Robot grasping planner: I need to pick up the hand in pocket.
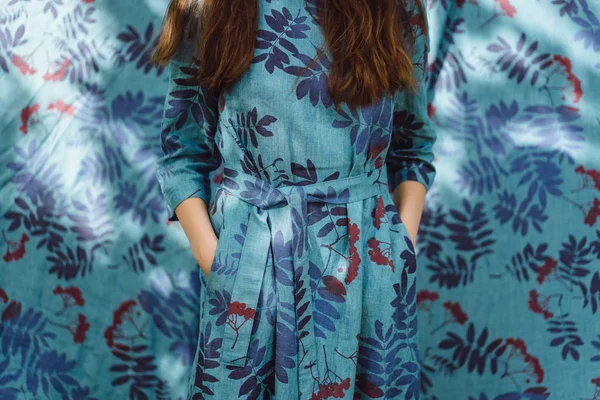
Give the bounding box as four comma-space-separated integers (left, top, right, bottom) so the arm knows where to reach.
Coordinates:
193, 234, 219, 279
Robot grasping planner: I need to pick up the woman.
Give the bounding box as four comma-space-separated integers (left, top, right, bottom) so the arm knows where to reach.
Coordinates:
152, 0, 436, 398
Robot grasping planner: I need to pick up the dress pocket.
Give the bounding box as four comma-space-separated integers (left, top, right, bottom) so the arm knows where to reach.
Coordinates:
204, 227, 228, 289
395, 215, 415, 251
381, 190, 415, 251
208, 186, 227, 238
377, 191, 418, 286
204, 187, 230, 288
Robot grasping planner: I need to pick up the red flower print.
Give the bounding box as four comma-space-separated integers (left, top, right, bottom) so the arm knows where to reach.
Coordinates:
527, 289, 554, 320
322, 275, 347, 301
48, 100, 76, 115
503, 338, 544, 384
374, 156, 383, 169
496, 0, 517, 16
570, 166, 600, 225
481, 0, 516, 28
19, 104, 40, 134
427, 103, 436, 118
535, 257, 558, 284
431, 301, 469, 334
11, 55, 37, 75
367, 237, 394, 272
72, 314, 90, 343
53, 285, 85, 314
212, 168, 223, 185
114, 300, 137, 325
81, 0, 95, 3
104, 325, 117, 347
345, 223, 361, 284
552, 55, 583, 103
2, 231, 30, 262
368, 142, 387, 164
51, 313, 90, 344
43, 58, 71, 81
1, 300, 22, 322
103, 300, 145, 347
306, 347, 354, 400
226, 301, 256, 349
575, 165, 600, 192
0, 289, 8, 304
371, 195, 386, 229
589, 377, 600, 400
584, 198, 600, 226
417, 289, 439, 304
417, 290, 439, 322
444, 301, 468, 324
228, 301, 256, 320
310, 377, 351, 400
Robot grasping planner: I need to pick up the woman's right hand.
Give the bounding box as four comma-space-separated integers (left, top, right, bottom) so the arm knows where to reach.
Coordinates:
173, 197, 221, 280
193, 233, 219, 278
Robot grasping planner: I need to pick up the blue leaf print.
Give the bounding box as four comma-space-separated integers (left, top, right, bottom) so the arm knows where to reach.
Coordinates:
253, 8, 310, 73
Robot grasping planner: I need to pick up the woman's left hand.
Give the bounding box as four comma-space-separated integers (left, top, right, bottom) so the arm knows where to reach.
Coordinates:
393, 181, 426, 250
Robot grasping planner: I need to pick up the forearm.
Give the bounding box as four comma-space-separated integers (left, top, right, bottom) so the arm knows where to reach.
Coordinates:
175, 197, 218, 261
392, 180, 427, 246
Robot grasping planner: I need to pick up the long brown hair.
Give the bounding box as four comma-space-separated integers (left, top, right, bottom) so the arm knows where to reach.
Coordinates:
151, 0, 426, 109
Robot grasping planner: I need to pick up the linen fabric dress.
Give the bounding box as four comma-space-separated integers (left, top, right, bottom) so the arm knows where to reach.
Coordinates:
155, 0, 437, 398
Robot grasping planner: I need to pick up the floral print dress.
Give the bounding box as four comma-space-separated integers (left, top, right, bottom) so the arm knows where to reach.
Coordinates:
155, 0, 437, 398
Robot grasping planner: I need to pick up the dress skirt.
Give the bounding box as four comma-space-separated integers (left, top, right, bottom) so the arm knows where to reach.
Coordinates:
188, 165, 421, 400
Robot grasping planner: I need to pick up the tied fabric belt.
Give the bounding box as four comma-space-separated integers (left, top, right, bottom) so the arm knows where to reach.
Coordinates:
216, 164, 389, 391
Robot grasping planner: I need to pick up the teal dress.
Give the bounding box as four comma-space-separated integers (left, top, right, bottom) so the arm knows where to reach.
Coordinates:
155, 0, 436, 398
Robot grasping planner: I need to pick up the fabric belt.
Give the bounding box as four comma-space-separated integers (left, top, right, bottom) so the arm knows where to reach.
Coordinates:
217, 164, 389, 394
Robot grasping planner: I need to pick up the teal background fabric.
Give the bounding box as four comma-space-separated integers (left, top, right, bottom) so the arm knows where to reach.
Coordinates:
0, 1, 598, 399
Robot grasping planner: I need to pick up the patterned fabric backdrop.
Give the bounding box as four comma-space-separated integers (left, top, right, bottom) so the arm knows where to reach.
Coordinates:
0, 0, 598, 399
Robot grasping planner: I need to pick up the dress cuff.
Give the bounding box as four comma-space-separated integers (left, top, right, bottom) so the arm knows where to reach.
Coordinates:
387, 160, 436, 194
157, 169, 211, 222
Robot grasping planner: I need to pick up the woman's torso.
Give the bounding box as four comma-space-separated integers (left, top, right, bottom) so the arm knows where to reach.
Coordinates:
215, 0, 401, 183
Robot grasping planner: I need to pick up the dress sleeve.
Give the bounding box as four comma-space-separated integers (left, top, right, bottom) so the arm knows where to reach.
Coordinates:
155, 28, 221, 222
385, 0, 437, 194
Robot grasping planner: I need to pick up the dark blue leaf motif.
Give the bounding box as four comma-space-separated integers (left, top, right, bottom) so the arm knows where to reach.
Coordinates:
547, 316, 583, 361
486, 33, 553, 86
500, 148, 574, 235
272, 230, 295, 287
119, 234, 165, 273
208, 289, 232, 327
274, 320, 297, 384
427, 254, 474, 289
437, 323, 505, 377
193, 321, 223, 395
549, 0, 600, 52
227, 338, 274, 397
493, 243, 551, 283
253, 8, 310, 73
445, 199, 496, 264
356, 314, 419, 398
282, 46, 333, 108
227, 107, 277, 148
